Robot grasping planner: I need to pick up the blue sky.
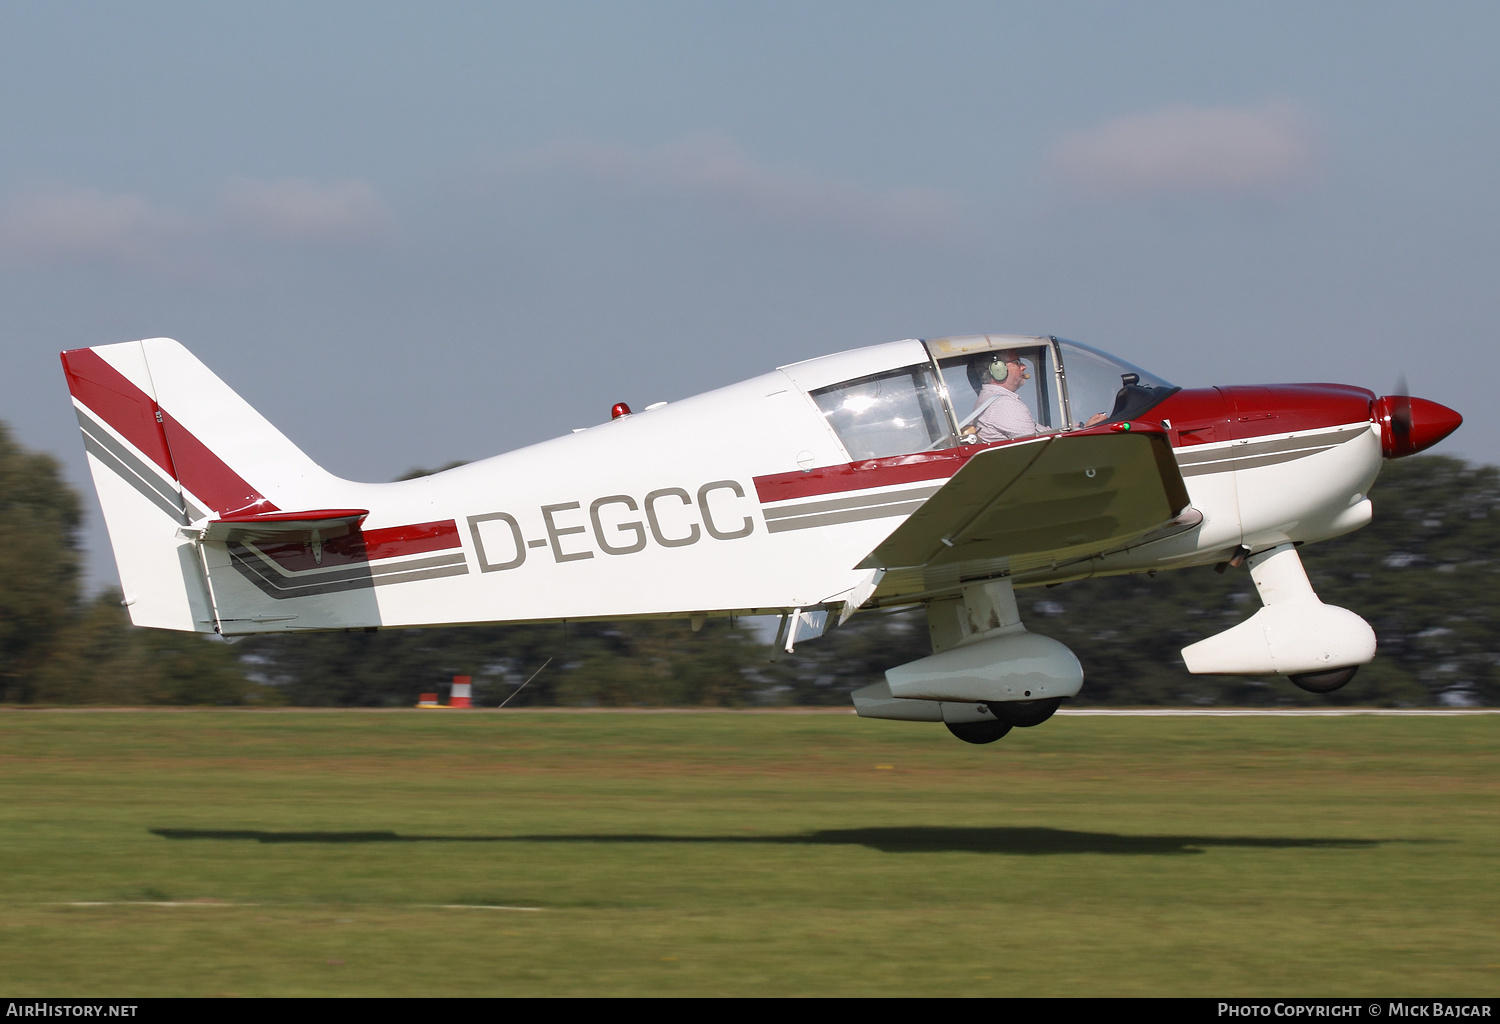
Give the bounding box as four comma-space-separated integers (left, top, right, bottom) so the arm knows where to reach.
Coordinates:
2, 2, 1495, 588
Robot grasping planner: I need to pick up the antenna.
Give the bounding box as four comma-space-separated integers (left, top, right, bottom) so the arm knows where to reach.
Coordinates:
497, 658, 552, 709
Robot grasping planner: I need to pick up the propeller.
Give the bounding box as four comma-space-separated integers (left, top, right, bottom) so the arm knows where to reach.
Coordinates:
1389, 375, 1413, 453
1374, 379, 1461, 459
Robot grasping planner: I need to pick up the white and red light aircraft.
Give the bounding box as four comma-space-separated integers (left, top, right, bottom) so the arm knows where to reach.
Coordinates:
62, 334, 1461, 743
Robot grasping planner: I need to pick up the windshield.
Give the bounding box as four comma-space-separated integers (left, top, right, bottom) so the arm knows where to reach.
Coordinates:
1056, 339, 1175, 426
810, 363, 950, 459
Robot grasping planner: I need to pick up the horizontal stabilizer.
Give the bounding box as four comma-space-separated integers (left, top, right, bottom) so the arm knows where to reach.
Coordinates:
859, 428, 1190, 571
199, 509, 370, 543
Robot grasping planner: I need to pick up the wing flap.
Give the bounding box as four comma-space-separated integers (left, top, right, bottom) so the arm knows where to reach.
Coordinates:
858, 429, 1189, 571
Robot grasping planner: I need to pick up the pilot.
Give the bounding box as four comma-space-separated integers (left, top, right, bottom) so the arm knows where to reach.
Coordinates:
964, 351, 1038, 443
963, 351, 1110, 443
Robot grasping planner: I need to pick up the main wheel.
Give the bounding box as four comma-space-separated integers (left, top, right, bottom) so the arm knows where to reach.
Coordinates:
945, 719, 1014, 744
1288, 666, 1359, 693
987, 697, 1063, 728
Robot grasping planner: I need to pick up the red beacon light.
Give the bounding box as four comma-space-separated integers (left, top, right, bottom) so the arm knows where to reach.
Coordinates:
611, 402, 632, 420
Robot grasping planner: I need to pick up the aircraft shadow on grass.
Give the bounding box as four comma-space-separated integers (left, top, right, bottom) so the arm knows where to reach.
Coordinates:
150, 827, 1399, 856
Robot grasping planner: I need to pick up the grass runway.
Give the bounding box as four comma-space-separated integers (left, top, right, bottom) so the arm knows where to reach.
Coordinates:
0, 709, 1496, 997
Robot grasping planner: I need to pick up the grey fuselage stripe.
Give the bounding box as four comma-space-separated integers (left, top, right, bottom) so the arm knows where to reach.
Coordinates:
233, 544, 468, 584
1174, 425, 1370, 478
761, 484, 943, 521
1174, 425, 1370, 466
1179, 444, 1342, 478
228, 548, 470, 599
765, 498, 930, 534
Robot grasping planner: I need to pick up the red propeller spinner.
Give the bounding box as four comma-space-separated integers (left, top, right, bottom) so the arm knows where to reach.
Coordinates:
1374, 391, 1462, 459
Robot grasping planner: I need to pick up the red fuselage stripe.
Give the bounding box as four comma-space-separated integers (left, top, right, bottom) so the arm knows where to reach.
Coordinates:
361, 520, 462, 560
754, 448, 977, 503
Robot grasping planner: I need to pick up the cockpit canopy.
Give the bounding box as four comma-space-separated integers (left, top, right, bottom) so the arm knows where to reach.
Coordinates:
792, 334, 1175, 462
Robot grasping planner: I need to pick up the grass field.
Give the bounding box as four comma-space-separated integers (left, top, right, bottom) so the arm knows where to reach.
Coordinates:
0, 709, 1496, 997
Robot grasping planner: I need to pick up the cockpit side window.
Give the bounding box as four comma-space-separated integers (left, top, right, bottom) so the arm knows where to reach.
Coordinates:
936, 345, 1058, 443
810, 364, 951, 460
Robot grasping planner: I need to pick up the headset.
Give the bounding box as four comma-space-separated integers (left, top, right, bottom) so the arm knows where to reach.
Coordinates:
967, 351, 1030, 392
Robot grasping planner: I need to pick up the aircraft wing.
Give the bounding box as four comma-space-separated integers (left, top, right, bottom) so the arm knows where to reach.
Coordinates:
858, 428, 1191, 584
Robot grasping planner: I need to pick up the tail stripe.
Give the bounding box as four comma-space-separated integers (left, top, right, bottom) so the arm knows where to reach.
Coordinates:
63, 346, 277, 517
75, 407, 198, 523
159, 407, 278, 516
61, 348, 178, 479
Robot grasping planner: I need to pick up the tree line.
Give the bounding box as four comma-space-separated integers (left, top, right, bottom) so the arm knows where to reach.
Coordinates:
2, 419, 1494, 707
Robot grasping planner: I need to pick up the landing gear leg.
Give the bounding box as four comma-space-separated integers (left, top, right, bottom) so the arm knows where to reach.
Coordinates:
1181, 544, 1375, 691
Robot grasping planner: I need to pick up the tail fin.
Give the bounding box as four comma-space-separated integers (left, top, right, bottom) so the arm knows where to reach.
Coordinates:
61, 338, 333, 631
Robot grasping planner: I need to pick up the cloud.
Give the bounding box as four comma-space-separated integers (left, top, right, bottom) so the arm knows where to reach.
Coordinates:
219, 177, 392, 244
494, 135, 961, 240
0, 185, 186, 264
1049, 101, 1317, 198
0, 177, 391, 271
